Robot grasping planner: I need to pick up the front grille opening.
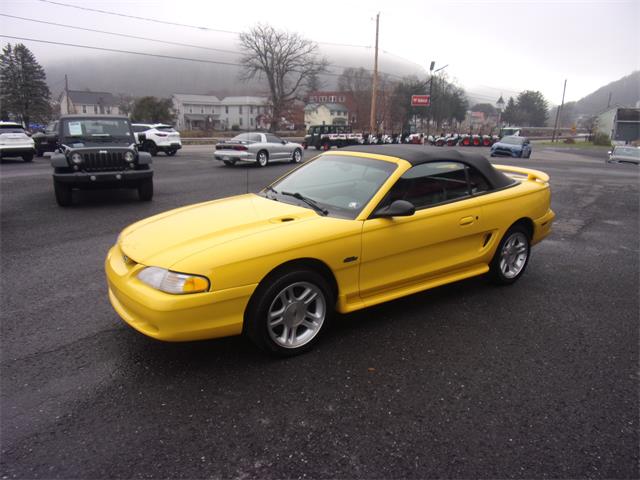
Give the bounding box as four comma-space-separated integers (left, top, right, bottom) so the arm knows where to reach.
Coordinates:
82, 151, 127, 172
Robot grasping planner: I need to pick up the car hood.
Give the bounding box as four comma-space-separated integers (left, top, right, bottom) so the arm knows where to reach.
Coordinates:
493, 142, 521, 149
119, 194, 321, 268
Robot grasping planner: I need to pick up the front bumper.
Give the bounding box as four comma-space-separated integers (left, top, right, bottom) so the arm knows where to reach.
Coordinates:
53, 169, 152, 187
105, 244, 254, 341
491, 148, 521, 157
214, 150, 255, 163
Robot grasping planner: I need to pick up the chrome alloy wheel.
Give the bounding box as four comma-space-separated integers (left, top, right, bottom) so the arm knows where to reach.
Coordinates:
499, 232, 529, 279
293, 149, 302, 163
267, 281, 326, 349
257, 151, 268, 167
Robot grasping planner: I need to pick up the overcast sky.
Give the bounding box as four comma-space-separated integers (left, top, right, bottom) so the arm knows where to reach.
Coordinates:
1, 0, 638, 104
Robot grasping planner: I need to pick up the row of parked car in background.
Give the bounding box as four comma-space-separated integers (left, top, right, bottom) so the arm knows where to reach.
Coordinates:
301, 124, 532, 158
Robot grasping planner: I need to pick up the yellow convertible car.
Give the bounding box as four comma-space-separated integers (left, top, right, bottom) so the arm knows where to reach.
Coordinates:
106, 145, 555, 355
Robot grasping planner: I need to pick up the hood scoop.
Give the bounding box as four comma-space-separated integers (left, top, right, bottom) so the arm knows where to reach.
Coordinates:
269, 216, 298, 224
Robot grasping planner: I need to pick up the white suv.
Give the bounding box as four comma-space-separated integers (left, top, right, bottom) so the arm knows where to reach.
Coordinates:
0, 122, 36, 162
132, 123, 182, 156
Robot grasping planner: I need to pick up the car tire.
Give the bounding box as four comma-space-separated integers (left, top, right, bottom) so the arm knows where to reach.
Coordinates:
36, 148, 44, 157
257, 150, 269, 167
144, 141, 158, 157
322, 142, 330, 151
166, 149, 177, 156
22, 153, 34, 162
54, 180, 72, 207
291, 149, 302, 163
137, 178, 153, 201
223, 160, 236, 166
488, 224, 531, 285
244, 268, 333, 356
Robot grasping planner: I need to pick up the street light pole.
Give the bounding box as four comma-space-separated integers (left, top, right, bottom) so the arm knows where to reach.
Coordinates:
426, 63, 448, 136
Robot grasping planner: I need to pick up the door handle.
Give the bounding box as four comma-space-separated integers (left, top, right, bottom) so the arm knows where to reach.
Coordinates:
459, 216, 475, 226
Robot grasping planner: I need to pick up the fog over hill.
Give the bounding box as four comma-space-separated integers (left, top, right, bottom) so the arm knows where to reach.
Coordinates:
43, 46, 425, 100
573, 71, 640, 115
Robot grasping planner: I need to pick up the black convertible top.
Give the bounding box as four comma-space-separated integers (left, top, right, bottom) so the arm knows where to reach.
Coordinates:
340, 145, 515, 189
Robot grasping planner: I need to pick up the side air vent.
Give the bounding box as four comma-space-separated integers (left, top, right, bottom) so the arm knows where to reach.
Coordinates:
482, 233, 492, 247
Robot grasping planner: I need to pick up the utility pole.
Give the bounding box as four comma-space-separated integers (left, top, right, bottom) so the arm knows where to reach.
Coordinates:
369, 12, 380, 134
551, 79, 567, 143
64, 74, 71, 114
426, 61, 435, 136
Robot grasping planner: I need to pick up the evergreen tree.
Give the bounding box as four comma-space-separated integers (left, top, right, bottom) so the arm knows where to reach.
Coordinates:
130, 96, 175, 124
516, 90, 548, 127
0, 43, 51, 125
502, 97, 519, 125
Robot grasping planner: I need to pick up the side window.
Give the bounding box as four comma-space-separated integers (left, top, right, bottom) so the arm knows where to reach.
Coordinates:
382, 162, 470, 210
467, 166, 490, 194
266, 134, 281, 143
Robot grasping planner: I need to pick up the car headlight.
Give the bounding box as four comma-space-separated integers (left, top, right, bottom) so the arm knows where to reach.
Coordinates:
124, 151, 135, 162
137, 266, 210, 294
70, 153, 83, 164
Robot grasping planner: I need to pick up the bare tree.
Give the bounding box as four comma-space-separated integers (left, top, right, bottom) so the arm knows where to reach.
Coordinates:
239, 24, 327, 132
338, 67, 372, 129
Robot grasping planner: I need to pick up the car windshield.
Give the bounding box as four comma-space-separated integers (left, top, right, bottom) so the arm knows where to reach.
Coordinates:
61, 118, 132, 143
614, 147, 640, 157
264, 154, 398, 219
0, 124, 26, 134
501, 136, 524, 145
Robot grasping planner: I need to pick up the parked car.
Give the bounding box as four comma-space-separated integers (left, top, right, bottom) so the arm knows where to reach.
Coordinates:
214, 132, 303, 167
490, 135, 532, 158
32, 120, 59, 157
0, 121, 35, 162
132, 123, 182, 156
304, 125, 363, 150
106, 145, 555, 356
50, 115, 153, 206
606, 146, 640, 165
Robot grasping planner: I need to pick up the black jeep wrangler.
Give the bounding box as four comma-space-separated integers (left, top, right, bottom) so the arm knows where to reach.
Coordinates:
50, 115, 153, 206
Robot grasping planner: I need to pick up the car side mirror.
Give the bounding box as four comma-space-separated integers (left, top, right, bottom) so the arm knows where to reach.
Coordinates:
373, 200, 416, 218
607, 150, 612, 155
282, 140, 287, 144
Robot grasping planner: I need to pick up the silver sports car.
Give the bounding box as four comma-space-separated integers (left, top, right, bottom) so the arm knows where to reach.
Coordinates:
214, 132, 304, 167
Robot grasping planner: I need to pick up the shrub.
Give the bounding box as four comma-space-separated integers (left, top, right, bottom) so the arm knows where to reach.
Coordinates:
593, 133, 611, 146
231, 124, 240, 131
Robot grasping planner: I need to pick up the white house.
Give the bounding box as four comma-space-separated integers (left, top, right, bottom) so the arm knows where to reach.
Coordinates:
596, 106, 640, 144
60, 90, 121, 116
172, 94, 269, 131
304, 103, 349, 129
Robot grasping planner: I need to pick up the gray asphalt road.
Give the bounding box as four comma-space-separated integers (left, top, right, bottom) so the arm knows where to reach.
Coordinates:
1, 145, 638, 479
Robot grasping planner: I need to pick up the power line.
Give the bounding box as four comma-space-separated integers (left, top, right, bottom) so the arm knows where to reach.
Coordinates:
0, 13, 242, 55
34, 0, 372, 50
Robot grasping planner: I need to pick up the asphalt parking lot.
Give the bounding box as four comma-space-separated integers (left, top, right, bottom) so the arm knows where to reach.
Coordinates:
1, 144, 638, 479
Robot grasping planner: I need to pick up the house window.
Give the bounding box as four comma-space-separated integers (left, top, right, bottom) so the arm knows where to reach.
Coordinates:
239, 106, 243, 114
250, 106, 254, 114
106, 107, 111, 114
201, 107, 204, 114
82, 105, 87, 113
239, 117, 243, 126
250, 117, 254, 126
94, 105, 98, 114
331, 96, 336, 102
340, 96, 345, 102
225, 106, 229, 114
189, 106, 193, 113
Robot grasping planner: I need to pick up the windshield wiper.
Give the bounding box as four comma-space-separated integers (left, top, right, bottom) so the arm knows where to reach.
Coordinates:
263, 185, 279, 200
281, 191, 328, 216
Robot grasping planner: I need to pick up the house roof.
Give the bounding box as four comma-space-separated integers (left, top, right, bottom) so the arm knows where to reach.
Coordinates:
220, 96, 268, 105
67, 90, 118, 106
339, 145, 515, 189
304, 103, 348, 112
172, 94, 221, 104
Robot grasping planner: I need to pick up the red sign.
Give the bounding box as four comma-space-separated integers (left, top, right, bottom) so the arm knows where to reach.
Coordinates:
411, 95, 431, 107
